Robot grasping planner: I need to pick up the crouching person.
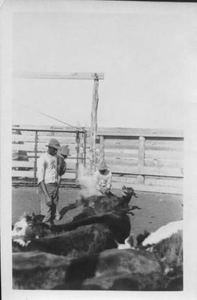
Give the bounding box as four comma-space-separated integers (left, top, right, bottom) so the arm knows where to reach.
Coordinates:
37, 138, 61, 225
94, 161, 113, 195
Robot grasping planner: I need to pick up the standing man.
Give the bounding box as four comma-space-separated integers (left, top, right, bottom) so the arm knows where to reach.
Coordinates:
56, 144, 70, 205
94, 161, 113, 195
37, 138, 61, 225
57, 145, 70, 178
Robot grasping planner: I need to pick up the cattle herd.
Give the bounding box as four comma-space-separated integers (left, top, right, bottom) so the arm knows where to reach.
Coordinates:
12, 185, 183, 291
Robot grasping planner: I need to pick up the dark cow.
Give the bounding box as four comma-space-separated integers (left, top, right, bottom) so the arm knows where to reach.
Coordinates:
13, 248, 165, 290
13, 245, 181, 291
78, 186, 137, 214
54, 224, 183, 291
72, 186, 138, 243
13, 251, 69, 289
12, 187, 137, 244
13, 209, 131, 242
13, 223, 117, 259
12, 215, 183, 291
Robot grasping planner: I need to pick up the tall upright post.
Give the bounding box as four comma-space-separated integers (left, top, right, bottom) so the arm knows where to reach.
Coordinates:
138, 136, 145, 184
75, 131, 80, 180
90, 73, 99, 172
34, 131, 38, 182
99, 135, 105, 163
83, 130, 87, 168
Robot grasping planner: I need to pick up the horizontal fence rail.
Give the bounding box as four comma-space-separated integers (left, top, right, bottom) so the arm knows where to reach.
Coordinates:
12, 126, 184, 194
12, 126, 87, 185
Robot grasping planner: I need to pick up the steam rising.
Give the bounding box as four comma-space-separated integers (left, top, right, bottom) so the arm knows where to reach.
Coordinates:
77, 164, 101, 199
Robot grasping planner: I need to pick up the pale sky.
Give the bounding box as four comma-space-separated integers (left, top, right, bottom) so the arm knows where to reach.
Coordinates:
12, 1, 197, 129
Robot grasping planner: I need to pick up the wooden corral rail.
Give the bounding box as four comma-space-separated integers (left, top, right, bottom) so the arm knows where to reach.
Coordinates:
95, 128, 184, 195
12, 126, 184, 195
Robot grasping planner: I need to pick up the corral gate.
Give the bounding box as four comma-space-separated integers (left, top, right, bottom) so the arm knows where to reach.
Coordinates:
12, 126, 87, 186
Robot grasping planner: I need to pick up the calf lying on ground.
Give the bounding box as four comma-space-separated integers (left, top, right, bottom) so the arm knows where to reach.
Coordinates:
12, 210, 131, 244
13, 223, 117, 259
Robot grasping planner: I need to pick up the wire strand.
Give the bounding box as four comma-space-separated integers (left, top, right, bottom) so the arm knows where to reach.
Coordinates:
14, 101, 79, 129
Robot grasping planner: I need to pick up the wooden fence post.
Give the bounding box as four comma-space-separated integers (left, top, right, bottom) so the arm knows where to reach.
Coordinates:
138, 136, 145, 184
34, 131, 38, 182
75, 131, 80, 180
83, 130, 87, 168
99, 135, 105, 163
90, 74, 99, 172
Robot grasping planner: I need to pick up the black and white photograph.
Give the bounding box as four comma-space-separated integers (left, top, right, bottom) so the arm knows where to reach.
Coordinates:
1, 0, 197, 299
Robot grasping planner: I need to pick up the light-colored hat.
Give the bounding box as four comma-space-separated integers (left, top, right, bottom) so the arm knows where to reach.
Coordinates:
46, 138, 60, 150
98, 161, 108, 171
59, 145, 70, 156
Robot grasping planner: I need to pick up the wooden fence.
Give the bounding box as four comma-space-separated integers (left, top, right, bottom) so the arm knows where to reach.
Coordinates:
12, 126, 184, 194
12, 126, 87, 184
95, 128, 183, 195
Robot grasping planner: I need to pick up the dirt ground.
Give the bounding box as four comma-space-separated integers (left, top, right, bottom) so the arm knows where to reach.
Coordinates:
12, 186, 183, 236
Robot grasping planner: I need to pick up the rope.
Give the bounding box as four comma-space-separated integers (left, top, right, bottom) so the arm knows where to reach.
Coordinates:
14, 101, 80, 129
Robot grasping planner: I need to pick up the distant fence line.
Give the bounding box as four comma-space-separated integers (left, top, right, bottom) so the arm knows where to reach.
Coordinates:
12, 125, 184, 195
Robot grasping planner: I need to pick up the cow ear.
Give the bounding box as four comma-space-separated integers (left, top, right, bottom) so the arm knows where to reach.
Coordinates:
144, 230, 150, 237
20, 212, 27, 220
133, 191, 137, 198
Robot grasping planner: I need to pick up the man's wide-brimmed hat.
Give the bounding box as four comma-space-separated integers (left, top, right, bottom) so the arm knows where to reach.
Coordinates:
98, 161, 108, 171
59, 145, 71, 156
46, 138, 60, 150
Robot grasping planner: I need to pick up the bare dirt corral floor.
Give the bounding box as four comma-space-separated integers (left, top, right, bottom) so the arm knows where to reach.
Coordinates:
12, 186, 183, 236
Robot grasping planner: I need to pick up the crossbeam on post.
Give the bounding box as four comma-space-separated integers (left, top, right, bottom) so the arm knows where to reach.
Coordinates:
13, 71, 104, 174
13, 71, 104, 80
